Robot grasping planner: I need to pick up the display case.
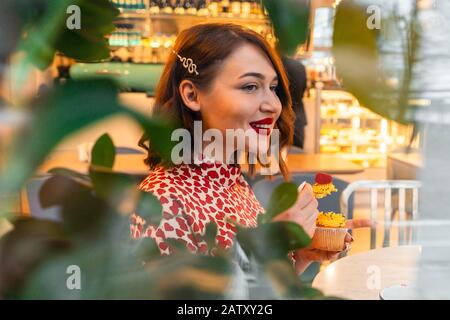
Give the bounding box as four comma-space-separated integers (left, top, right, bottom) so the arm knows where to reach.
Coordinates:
315, 89, 414, 168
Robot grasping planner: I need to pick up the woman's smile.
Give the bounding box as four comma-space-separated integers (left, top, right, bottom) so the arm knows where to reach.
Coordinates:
249, 117, 274, 136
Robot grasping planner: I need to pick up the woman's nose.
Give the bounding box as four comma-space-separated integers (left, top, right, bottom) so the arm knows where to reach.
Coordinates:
260, 90, 280, 114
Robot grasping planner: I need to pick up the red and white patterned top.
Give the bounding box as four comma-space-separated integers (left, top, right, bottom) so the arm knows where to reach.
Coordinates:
130, 160, 265, 255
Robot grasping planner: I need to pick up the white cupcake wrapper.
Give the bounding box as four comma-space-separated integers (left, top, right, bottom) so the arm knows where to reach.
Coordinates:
311, 227, 348, 252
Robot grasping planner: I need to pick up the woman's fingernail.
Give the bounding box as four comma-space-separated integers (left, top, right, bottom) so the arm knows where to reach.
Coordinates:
298, 181, 306, 192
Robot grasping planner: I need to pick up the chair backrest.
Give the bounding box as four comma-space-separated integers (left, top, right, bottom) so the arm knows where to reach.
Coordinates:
25, 177, 62, 222
115, 146, 144, 155
287, 145, 305, 155
340, 180, 421, 249
252, 173, 354, 219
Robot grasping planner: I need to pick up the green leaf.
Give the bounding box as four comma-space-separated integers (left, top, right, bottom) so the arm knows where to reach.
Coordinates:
0, 78, 176, 217
125, 111, 178, 164
89, 166, 136, 202
54, 0, 119, 62
135, 191, 163, 226
203, 222, 218, 253
145, 253, 232, 299
39, 175, 108, 238
165, 238, 189, 253
263, 0, 310, 55
21, 241, 154, 299
15, 0, 118, 71
91, 133, 116, 169
0, 79, 121, 202
130, 237, 161, 264
263, 182, 298, 222
237, 221, 311, 263
264, 260, 326, 299
0, 217, 70, 299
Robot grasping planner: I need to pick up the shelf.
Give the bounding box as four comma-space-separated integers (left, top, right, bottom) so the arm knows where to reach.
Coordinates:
114, 11, 272, 26
321, 115, 383, 121
146, 13, 270, 24
116, 9, 148, 19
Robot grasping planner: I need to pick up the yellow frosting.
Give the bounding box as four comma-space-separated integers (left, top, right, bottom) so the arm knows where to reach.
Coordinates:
313, 182, 338, 199
316, 212, 346, 228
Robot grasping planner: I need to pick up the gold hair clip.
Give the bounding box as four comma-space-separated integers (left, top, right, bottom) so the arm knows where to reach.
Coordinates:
172, 49, 199, 76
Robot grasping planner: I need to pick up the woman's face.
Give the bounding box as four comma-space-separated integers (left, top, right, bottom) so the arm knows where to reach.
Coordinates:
197, 43, 283, 155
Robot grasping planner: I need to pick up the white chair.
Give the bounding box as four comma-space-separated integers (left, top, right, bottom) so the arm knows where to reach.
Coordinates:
340, 180, 421, 249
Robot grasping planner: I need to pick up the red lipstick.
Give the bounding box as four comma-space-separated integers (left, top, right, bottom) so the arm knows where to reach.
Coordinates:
249, 118, 274, 136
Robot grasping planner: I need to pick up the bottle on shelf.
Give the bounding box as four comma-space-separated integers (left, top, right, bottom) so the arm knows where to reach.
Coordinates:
259, 0, 268, 18
115, 0, 124, 9
174, 0, 186, 14
139, 36, 152, 63
133, 44, 143, 63
138, 0, 146, 10
149, 0, 160, 14
126, 0, 134, 10
240, 0, 251, 18
219, 0, 231, 17
250, 0, 259, 17
111, 0, 147, 11
208, 0, 219, 17
230, 0, 241, 17
197, 0, 210, 16
143, 45, 153, 64
160, 0, 174, 14
185, 0, 198, 15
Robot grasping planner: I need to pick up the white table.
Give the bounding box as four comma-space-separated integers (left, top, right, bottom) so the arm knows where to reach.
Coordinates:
312, 246, 421, 300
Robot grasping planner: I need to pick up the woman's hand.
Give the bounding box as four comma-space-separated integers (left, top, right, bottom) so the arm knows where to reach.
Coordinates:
270, 181, 375, 275
294, 219, 374, 275
272, 183, 319, 238
293, 232, 353, 274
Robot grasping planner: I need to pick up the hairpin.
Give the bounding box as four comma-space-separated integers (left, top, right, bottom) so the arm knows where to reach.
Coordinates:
172, 49, 199, 76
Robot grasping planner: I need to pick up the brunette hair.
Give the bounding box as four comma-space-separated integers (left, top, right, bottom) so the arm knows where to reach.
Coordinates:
138, 23, 295, 179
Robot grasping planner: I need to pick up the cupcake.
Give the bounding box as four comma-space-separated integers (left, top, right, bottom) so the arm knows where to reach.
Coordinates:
313, 172, 338, 199
311, 212, 348, 252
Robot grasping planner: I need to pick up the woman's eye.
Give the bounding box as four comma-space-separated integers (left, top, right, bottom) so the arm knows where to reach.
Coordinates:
242, 84, 258, 93
270, 84, 278, 92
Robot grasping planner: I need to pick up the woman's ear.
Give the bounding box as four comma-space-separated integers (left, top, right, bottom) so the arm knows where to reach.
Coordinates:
179, 80, 201, 112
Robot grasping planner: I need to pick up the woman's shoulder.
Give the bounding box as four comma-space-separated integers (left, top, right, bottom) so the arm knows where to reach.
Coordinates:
138, 165, 204, 212
139, 165, 190, 192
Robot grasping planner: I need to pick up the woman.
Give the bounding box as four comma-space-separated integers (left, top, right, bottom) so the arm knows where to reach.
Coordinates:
131, 23, 352, 275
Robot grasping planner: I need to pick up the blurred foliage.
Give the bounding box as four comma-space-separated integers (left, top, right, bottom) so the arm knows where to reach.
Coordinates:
6, 0, 118, 76
0, 135, 317, 299
91, 133, 116, 168
261, 182, 298, 222
265, 0, 420, 125
0, 78, 176, 215
333, 0, 420, 125
263, 0, 310, 56
0, 0, 328, 300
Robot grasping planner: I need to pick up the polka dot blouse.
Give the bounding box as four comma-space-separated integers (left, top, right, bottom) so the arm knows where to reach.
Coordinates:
130, 160, 265, 255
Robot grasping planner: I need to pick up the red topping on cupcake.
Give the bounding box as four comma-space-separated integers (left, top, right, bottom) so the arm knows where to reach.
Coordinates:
315, 172, 333, 185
